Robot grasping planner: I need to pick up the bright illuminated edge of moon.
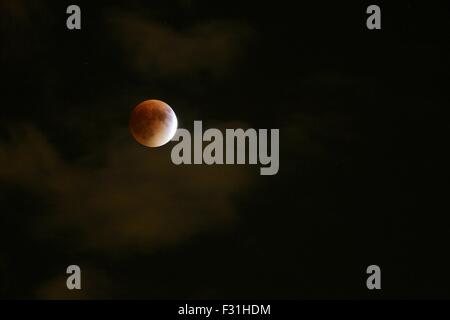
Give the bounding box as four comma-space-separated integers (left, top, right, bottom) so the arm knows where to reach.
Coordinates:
163, 111, 178, 146
142, 104, 178, 147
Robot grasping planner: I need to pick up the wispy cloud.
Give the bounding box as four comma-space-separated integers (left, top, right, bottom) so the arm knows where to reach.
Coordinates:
0, 125, 252, 255
108, 11, 255, 78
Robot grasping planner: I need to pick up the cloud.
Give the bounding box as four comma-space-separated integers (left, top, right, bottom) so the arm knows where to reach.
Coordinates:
107, 11, 255, 78
0, 0, 31, 21
0, 125, 252, 254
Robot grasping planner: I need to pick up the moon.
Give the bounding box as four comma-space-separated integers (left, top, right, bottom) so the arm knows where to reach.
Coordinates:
129, 99, 178, 147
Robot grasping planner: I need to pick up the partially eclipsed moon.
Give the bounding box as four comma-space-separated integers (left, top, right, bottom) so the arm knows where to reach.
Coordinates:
129, 99, 178, 147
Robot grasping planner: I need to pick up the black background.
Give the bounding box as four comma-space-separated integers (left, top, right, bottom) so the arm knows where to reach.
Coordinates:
1, 0, 450, 299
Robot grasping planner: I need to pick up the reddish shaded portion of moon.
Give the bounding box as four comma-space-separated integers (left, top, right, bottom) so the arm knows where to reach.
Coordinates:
129, 99, 178, 147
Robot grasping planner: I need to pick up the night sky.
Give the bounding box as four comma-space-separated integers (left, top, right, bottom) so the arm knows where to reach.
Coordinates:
1, 0, 450, 299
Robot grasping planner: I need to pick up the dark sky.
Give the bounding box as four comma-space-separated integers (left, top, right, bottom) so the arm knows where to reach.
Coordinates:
1, 0, 450, 299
